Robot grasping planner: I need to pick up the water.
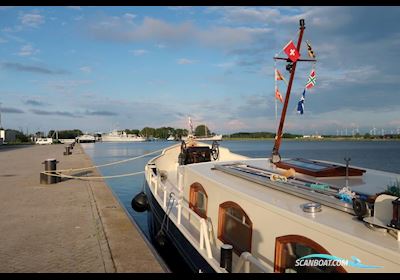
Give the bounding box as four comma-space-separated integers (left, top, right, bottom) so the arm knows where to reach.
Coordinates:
82, 140, 400, 271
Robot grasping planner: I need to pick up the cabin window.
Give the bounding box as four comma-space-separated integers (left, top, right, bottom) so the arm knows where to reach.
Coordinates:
274, 235, 346, 273
189, 183, 208, 218
218, 201, 252, 255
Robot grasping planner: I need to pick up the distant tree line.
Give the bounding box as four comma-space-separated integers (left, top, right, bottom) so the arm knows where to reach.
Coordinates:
4, 127, 399, 144
125, 125, 212, 139
225, 132, 302, 139
322, 133, 400, 139
137, 127, 189, 139
48, 129, 83, 139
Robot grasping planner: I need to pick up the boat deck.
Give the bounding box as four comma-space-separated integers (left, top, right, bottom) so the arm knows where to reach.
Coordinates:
185, 158, 400, 262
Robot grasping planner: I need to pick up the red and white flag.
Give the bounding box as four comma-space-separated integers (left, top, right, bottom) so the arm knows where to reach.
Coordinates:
305, 69, 316, 89
283, 40, 300, 62
275, 87, 283, 103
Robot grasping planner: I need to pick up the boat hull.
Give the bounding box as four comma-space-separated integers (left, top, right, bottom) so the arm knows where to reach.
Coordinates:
101, 136, 146, 142
145, 182, 216, 273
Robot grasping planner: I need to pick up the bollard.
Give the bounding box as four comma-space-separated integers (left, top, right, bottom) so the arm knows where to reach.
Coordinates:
63, 146, 71, 156
40, 158, 60, 184
220, 244, 233, 272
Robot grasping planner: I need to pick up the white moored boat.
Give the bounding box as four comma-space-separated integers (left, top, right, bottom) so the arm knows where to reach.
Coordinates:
182, 134, 223, 141
76, 134, 96, 143
181, 119, 222, 142
101, 130, 146, 142
135, 139, 400, 273
131, 19, 400, 273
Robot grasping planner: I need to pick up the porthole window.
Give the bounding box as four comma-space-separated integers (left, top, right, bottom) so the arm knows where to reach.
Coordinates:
189, 183, 208, 218
274, 235, 346, 273
218, 201, 252, 255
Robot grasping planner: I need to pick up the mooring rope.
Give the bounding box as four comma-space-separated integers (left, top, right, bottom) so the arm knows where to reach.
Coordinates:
55, 146, 169, 173
42, 144, 177, 181
43, 170, 145, 180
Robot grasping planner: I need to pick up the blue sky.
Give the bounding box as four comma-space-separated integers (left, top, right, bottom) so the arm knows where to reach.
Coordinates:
1, 6, 400, 135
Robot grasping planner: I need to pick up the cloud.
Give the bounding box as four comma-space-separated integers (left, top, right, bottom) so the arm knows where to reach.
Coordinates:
155, 43, 166, 49
85, 16, 271, 49
85, 110, 118, 116
80, 66, 92, 73
177, 58, 196, 65
2, 107, 24, 114
206, 7, 281, 24
130, 49, 148, 56
45, 79, 92, 95
17, 44, 40, 56
30, 109, 77, 117
2, 62, 69, 75
215, 62, 235, 68
19, 13, 45, 28
24, 99, 46, 106
66, 6, 81, 10
235, 93, 272, 118
123, 13, 136, 23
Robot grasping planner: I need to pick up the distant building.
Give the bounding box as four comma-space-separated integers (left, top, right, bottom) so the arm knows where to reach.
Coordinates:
5, 129, 17, 143
0, 128, 4, 144
303, 134, 323, 139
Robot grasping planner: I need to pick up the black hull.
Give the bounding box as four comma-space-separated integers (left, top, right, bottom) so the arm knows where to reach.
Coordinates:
145, 182, 216, 273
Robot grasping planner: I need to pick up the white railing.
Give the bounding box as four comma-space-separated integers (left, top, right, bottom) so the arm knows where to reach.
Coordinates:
149, 167, 213, 259
148, 164, 275, 272
233, 252, 273, 273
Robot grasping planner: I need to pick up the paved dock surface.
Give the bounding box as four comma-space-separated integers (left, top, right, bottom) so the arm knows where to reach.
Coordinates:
0, 144, 166, 272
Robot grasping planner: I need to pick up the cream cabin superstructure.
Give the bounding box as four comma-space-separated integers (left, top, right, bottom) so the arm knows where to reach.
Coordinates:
144, 142, 400, 273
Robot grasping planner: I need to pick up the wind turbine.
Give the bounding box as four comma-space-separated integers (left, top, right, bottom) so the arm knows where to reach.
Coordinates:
370, 125, 376, 136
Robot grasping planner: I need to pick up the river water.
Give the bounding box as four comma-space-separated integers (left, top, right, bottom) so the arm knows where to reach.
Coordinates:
82, 140, 400, 271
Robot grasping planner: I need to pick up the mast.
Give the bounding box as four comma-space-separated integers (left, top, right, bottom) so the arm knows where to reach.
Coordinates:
271, 19, 306, 163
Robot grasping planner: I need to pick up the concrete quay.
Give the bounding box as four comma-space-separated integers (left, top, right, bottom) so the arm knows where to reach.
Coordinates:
0, 143, 166, 272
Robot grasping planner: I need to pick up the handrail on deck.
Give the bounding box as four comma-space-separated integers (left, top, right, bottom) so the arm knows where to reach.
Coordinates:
234, 252, 272, 273
150, 168, 213, 259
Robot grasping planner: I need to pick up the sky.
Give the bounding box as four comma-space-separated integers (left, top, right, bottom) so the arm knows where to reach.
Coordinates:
1, 6, 400, 135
